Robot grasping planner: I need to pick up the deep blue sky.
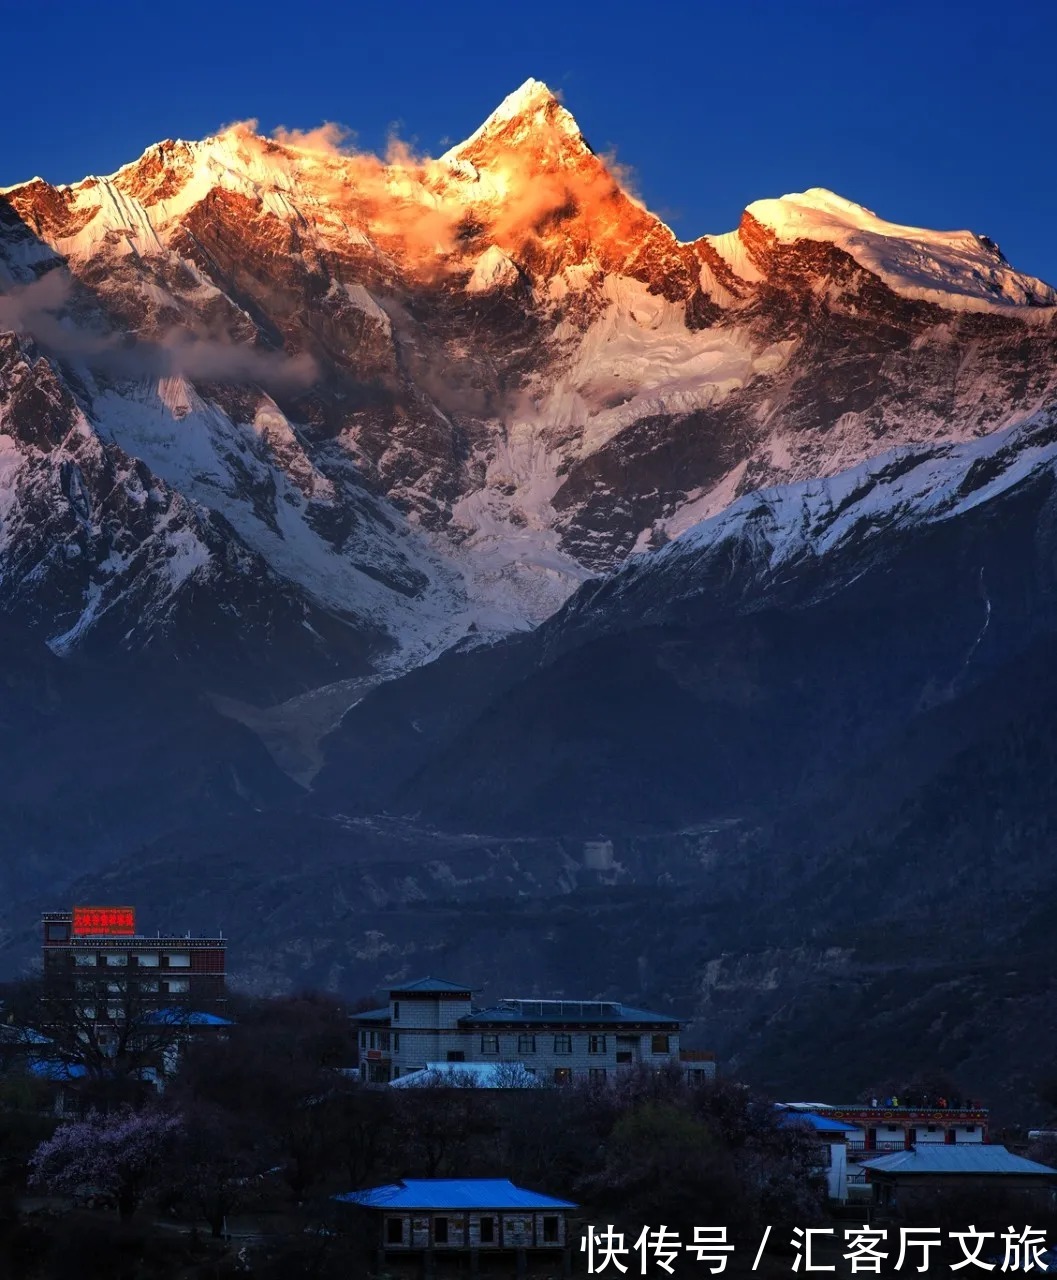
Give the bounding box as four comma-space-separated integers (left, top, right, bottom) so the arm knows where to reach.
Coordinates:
5, 0, 1056, 283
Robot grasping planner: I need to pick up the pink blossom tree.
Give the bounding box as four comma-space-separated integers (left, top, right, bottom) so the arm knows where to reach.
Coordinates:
29, 1106, 183, 1220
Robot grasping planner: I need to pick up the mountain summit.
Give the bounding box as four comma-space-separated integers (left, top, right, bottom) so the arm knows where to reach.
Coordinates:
441, 77, 586, 162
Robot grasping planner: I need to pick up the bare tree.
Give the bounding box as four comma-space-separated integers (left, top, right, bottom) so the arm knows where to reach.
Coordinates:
1, 973, 197, 1084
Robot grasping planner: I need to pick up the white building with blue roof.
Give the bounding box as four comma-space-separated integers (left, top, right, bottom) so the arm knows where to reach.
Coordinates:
777, 1106, 860, 1202
353, 975, 706, 1086
334, 1177, 578, 1270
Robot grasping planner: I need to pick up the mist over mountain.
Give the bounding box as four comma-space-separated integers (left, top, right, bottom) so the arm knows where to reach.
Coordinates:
2, 79, 1056, 1114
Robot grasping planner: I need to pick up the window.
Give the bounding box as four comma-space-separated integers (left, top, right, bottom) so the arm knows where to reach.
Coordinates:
481, 1035, 499, 1055
393, 1001, 400, 1022
651, 1034, 670, 1054
588, 1035, 607, 1054
134, 953, 159, 968
434, 1217, 449, 1245
379, 1032, 390, 1051
386, 1217, 404, 1245
360, 1031, 367, 1049
45, 923, 70, 942
965, 1125, 976, 1134
447, 1050, 465, 1062
104, 953, 127, 967
479, 1216, 495, 1244
166, 978, 190, 994
106, 982, 123, 995
517, 1033, 536, 1053
589, 1068, 607, 1082
165, 953, 191, 968
74, 954, 97, 967
393, 1033, 400, 1051
543, 1216, 560, 1244
616, 1051, 633, 1064
553, 1034, 572, 1055
138, 979, 159, 993
554, 1067, 572, 1085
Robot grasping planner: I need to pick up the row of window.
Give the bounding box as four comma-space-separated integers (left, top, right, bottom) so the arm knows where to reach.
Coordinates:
361, 1031, 400, 1051
75, 978, 189, 995
553, 1067, 608, 1083
77, 1001, 186, 1020
359, 1029, 673, 1056
480, 1033, 671, 1056
73, 953, 191, 968
875, 1123, 976, 1135
386, 1215, 560, 1246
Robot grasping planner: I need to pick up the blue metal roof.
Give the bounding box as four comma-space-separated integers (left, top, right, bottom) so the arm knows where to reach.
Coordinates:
777, 1108, 860, 1133
861, 1145, 1057, 1176
0, 1023, 51, 1046
142, 1008, 233, 1027
384, 977, 474, 994
27, 1058, 88, 1081
334, 1179, 577, 1211
355, 1007, 391, 1022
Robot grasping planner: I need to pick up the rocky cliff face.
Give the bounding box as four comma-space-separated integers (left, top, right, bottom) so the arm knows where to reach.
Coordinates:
3, 79, 1056, 694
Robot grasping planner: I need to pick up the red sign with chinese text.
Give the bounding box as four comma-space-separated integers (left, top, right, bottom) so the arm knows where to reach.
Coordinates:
72, 906, 136, 937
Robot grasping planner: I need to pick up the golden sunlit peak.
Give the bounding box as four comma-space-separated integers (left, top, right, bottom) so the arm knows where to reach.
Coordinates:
441, 78, 581, 165
489, 78, 562, 121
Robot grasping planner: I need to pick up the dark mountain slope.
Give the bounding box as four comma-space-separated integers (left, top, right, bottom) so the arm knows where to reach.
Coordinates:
318, 417, 1057, 835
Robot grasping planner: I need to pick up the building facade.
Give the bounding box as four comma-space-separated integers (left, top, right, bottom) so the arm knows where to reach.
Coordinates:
41, 906, 226, 1018
825, 1102, 989, 1153
353, 976, 705, 1086
335, 1177, 577, 1275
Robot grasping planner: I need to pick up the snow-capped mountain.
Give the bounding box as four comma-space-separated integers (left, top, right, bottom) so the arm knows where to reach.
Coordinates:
3, 78, 1056, 707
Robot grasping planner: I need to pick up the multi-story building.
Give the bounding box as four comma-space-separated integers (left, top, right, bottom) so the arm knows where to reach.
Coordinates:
353, 975, 707, 1085
41, 906, 226, 1017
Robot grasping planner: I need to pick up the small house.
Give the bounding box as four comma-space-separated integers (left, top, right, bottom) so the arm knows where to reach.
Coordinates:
334, 1177, 578, 1275
861, 1144, 1057, 1216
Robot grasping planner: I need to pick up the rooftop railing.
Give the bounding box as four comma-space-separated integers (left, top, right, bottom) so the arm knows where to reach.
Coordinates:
498, 999, 623, 1017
